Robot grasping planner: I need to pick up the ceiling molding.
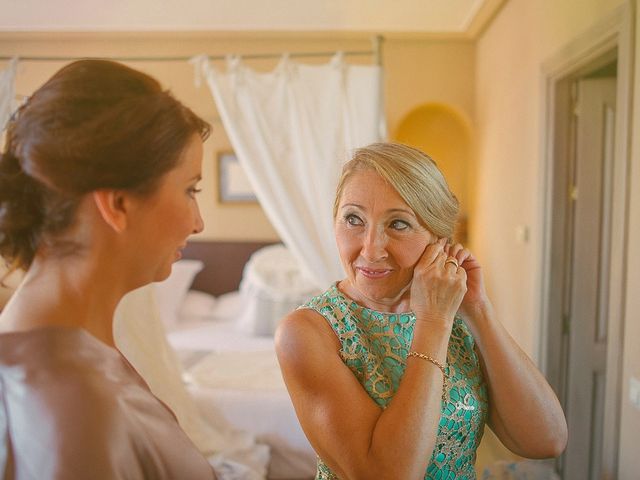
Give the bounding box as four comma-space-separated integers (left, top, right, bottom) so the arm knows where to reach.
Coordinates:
0, 29, 478, 43
464, 0, 509, 39
0, 0, 507, 40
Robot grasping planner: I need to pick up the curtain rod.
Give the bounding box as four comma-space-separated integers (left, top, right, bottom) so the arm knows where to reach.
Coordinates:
0, 49, 375, 63
0, 35, 384, 65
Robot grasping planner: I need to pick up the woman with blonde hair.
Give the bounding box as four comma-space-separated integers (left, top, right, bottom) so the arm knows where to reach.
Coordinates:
277, 142, 567, 479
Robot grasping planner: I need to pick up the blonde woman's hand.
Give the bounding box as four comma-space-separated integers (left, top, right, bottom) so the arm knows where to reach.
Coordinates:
445, 243, 491, 321
410, 237, 467, 326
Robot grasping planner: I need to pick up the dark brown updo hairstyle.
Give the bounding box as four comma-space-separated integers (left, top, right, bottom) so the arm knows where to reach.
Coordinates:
0, 59, 210, 277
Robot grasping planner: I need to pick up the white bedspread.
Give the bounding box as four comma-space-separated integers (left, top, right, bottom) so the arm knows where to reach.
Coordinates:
167, 319, 316, 480
191, 387, 316, 480
170, 319, 275, 353
187, 350, 285, 391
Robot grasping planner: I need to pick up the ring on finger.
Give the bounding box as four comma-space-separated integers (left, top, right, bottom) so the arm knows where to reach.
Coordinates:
444, 257, 459, 269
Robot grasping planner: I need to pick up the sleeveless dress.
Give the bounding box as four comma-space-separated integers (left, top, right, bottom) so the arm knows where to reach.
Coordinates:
301, 283, 488, 480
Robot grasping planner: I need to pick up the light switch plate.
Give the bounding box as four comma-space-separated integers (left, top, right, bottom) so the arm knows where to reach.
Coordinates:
515, 225, 530, 244
630, 377, 640, 410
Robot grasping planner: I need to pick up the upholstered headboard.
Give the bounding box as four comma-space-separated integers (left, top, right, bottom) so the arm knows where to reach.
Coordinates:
181, 240, 277, 296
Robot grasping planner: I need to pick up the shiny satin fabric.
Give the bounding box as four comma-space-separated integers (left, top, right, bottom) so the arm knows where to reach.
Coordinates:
0, 327, 216, 479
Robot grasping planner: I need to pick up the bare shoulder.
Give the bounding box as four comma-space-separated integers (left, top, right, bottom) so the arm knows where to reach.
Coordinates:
275, 308, 340, 378
276, 307, 339, 347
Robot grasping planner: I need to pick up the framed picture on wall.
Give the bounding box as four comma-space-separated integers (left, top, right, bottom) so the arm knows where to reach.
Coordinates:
217, 151, 258, 204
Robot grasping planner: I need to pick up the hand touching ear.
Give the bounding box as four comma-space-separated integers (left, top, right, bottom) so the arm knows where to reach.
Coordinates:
445, 242, 491, 320
409, 237, 467, 327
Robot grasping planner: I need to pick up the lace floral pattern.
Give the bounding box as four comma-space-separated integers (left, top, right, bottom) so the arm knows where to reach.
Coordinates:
303, 283, 488, 480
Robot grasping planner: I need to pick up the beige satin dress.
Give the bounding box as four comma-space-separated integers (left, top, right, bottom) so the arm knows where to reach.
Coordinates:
0, 326, 216, 480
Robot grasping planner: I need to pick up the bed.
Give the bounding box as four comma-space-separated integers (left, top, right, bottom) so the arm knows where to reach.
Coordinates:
155, 240, 320, 480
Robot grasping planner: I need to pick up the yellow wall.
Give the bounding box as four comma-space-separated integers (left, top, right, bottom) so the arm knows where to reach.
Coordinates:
0, 33, 475, 243
474, 0, 639, 474
394, 103, 474, 224
474, 0, 626, 350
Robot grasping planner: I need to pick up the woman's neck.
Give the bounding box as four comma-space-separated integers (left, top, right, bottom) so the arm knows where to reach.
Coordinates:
336, 280, 413, 314
0, 256, 127, 347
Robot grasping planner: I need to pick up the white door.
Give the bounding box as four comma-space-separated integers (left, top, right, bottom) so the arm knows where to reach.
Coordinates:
562, 76, 616, 479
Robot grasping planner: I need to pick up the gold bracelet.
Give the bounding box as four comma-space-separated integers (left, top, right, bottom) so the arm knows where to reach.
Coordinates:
407, 351, 449, 403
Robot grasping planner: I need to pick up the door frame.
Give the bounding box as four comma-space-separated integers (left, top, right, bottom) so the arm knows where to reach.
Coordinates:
538, 1, 635, 476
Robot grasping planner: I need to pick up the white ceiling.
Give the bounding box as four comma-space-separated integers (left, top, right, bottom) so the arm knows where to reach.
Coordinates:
0, 0, 504, 36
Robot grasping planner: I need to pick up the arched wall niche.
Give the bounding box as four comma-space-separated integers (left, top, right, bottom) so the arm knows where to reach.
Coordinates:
393, 103, 475, 244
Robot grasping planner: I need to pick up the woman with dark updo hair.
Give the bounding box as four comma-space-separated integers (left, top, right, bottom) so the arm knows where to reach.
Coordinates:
0, 60, 216, 479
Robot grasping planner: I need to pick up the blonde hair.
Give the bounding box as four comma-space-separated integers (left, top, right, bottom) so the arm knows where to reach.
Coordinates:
333, 142, 459, 239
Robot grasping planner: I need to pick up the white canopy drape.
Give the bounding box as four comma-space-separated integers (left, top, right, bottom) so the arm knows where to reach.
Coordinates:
0, 58, 18, 133
192, 53, 385, 288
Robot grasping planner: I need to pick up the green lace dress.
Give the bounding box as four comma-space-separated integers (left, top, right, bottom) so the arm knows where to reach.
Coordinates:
301, 283, 488, 480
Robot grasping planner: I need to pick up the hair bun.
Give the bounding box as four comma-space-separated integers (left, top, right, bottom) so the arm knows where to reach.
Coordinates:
0, 150, 45, 270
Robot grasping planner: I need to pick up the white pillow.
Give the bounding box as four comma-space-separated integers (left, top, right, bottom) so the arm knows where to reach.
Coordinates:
237, 245, 319, 336
210, 290, 244, 321
179, 290, 217, 321
154, 259, 204, 329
